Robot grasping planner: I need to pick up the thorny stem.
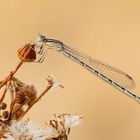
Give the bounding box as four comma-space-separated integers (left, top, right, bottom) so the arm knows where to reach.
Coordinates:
17, 80, 54, 121
0, 61, 23, 90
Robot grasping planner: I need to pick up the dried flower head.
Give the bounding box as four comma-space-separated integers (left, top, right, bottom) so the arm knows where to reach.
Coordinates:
9, 84, 37, 120
17, 43, 46, 63
45, 114, 83, 140
1, 119, 47, 140
17, 44, 36, 62
21, 85, 37, 105
12, 84, 37, 105
0, 114, 83, 140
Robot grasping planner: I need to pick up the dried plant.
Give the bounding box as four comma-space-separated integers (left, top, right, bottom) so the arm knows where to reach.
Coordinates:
0, 40, 83, 140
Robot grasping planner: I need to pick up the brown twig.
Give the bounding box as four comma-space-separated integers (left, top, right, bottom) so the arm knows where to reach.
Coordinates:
0, 61, 23, 90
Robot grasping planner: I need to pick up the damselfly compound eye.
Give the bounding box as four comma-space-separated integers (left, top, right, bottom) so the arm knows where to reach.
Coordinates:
17, 44, 36, 62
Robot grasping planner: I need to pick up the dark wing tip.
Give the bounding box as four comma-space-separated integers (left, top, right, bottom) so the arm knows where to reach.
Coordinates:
125, 74, 136, 89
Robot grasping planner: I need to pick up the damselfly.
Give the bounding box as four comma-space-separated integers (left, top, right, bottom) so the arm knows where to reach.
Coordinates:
36, 34, 140, 104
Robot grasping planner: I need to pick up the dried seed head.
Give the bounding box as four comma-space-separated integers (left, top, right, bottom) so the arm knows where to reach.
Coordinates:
14, 90, 26, 104
45, 114, 82, 139
22, 85, 37, 105
2, 111, 9, 119
17, 44, 36, 62
12, 85, 37, 106
0, 103, 7, 110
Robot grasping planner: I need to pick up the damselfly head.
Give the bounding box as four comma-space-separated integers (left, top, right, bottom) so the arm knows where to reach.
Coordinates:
36, 34, 64, 53
17, 44, 36, 62
36, 34, 47, 43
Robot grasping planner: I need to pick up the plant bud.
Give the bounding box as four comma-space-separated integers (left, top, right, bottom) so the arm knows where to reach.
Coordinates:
17, 44, 36, 62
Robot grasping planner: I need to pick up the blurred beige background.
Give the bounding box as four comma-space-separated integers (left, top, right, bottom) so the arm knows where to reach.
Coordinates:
0, 0, 140, 139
